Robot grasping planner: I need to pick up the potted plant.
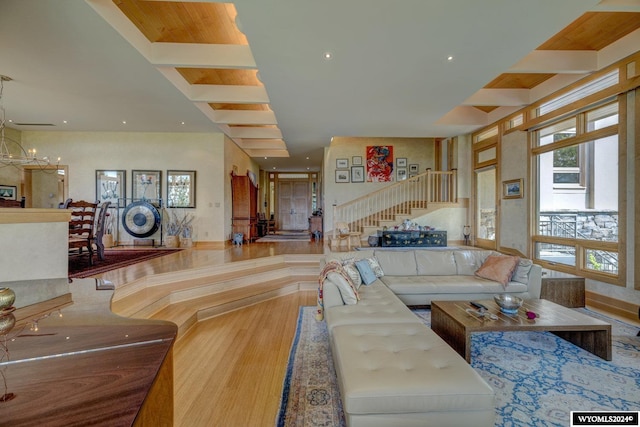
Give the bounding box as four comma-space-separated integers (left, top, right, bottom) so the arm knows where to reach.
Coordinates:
103, 212, 115, 248
163, 208, 194, 248
181, 222, 194, 248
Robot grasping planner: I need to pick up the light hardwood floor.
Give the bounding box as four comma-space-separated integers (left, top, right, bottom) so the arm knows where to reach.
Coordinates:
173, 290, 316, 427
104, 240, 324, 427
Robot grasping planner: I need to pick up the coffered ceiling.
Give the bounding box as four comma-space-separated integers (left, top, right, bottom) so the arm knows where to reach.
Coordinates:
1, 1, 639, 171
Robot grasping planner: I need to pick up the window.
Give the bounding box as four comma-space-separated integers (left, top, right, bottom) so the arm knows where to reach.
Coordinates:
533, 102, 619, 281
476, 167, 496, 243
536, 70, 618, 117
552, 144, 582, 186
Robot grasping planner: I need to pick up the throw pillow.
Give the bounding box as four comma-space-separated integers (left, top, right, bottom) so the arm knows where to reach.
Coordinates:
475, 254, 519, 287
327, 271, 359, 304
367, 257, 384, 277
343, 263, 363, 288
355, 259, 377, 285
511, 258, 533, 284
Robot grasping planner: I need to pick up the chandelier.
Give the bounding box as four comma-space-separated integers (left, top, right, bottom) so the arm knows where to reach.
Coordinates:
0, 75, 60, 168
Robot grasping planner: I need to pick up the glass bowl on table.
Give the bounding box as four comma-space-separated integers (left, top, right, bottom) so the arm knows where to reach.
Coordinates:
494, 294, 523, 314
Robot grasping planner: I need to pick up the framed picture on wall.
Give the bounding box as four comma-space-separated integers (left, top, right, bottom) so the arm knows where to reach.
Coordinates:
396, 158, 407, 167
0, 185, 17, 200
351, 166, 365, 183
397, 168, 407, 181
409, 164, 419, 173
96, 170, 126, 206
167, 170, 196, 208
503, 178, 523, 199
336, 158, 349, 169
335, 169, 350, 183
352, 156, 362, 166
132, 170, 162, 201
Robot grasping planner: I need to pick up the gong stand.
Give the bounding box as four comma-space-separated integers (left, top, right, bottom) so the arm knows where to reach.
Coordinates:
117, 198, 164, 247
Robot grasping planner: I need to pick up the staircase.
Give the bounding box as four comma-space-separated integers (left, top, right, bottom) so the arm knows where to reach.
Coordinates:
333, 169, 460, 239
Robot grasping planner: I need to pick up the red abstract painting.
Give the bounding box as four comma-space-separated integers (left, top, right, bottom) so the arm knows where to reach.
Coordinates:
366, 145, 394, 182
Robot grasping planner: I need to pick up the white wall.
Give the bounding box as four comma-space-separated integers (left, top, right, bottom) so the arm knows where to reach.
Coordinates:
20, 130, 234, 243
500, 130, 529, 254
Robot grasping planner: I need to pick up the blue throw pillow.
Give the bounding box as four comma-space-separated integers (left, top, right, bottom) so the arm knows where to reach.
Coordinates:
355, 259, 377, 285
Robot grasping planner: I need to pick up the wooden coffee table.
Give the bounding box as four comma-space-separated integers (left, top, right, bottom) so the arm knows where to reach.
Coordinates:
431, 299, 611, 363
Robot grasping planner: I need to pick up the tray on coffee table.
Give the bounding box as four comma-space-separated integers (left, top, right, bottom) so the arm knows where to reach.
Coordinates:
431, 299, 611, 363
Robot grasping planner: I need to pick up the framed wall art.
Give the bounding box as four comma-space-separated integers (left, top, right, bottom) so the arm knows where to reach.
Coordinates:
336, 158, 349, 169
335, 169, 350, 183
409, 164, 419, 173
351, 166, 365, 183
503, 178, 524, 199
167, 170, 196, 208
352, 156, 362, 166
366, 145, 393, 182
132, 170, 161, 201
96, 170, 125, 206
0, 185, 17, 200
396, 158, 407, 167
397, 168, 407, 181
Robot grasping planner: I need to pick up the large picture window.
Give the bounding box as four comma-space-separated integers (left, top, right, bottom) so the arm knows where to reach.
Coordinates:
533, 102, 619, 281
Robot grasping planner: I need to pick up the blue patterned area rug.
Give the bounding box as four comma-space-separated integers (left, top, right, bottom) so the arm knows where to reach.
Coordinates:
276, 306, 640, 427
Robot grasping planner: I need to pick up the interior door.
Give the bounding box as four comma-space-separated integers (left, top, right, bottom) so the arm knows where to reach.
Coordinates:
277, 180, 309, 230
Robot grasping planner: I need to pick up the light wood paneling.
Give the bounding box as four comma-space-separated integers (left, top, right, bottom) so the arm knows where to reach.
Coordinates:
538, 12, 640, 51
114, 0, 247, 44
177, 68, 262, 86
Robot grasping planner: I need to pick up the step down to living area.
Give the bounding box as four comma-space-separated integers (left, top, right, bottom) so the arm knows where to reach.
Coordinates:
110, 254, 323, 338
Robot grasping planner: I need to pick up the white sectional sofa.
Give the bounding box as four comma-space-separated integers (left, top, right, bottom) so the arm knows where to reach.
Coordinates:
319, 248, 543, 426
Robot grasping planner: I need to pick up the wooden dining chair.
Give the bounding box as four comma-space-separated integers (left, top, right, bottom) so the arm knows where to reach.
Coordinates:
68, 200, 98, 266
93, 201, 111, 261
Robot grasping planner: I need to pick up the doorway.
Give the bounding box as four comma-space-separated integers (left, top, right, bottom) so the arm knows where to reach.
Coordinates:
277, 180, 309, 230
22, 165, 68, 208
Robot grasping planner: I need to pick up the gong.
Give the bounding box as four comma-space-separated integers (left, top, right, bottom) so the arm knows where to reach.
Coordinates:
122, 201, 161, 238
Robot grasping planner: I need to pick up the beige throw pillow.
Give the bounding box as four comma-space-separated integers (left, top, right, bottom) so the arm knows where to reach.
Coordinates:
327, 271, 359, 304
475, 255, 519, 287
343, 263, 363, 288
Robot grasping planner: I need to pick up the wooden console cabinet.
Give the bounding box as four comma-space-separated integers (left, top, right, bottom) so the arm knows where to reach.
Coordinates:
230, 172, 258, 242
540, 269, 585, 308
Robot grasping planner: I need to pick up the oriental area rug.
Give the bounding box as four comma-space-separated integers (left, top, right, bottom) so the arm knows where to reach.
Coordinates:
68, 249, 181, 278
276, 306, 640, 427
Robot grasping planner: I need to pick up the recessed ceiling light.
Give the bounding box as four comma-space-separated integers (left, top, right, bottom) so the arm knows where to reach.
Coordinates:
306, 157, 310, 160
181, 121, 185, 125
264, 157, 268, 159
122, 120, 127, 124
272, 166, 276, 170
63, 120, 68, 124
447, 55, 454, 61
323, 51, 333, 60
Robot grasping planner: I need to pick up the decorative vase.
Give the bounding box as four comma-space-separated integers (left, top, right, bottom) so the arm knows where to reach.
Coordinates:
0, 288, 15, 310
0, 312, 15, 335
103, 234, 114, 248
165, 235, 180, 248
180, 237, 193, 248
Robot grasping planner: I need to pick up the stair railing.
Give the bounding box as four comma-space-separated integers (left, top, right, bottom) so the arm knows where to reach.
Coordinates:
333, 169, 457, 233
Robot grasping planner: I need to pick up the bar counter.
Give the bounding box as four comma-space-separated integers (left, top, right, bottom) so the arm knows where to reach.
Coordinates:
0, 277, 177, 426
